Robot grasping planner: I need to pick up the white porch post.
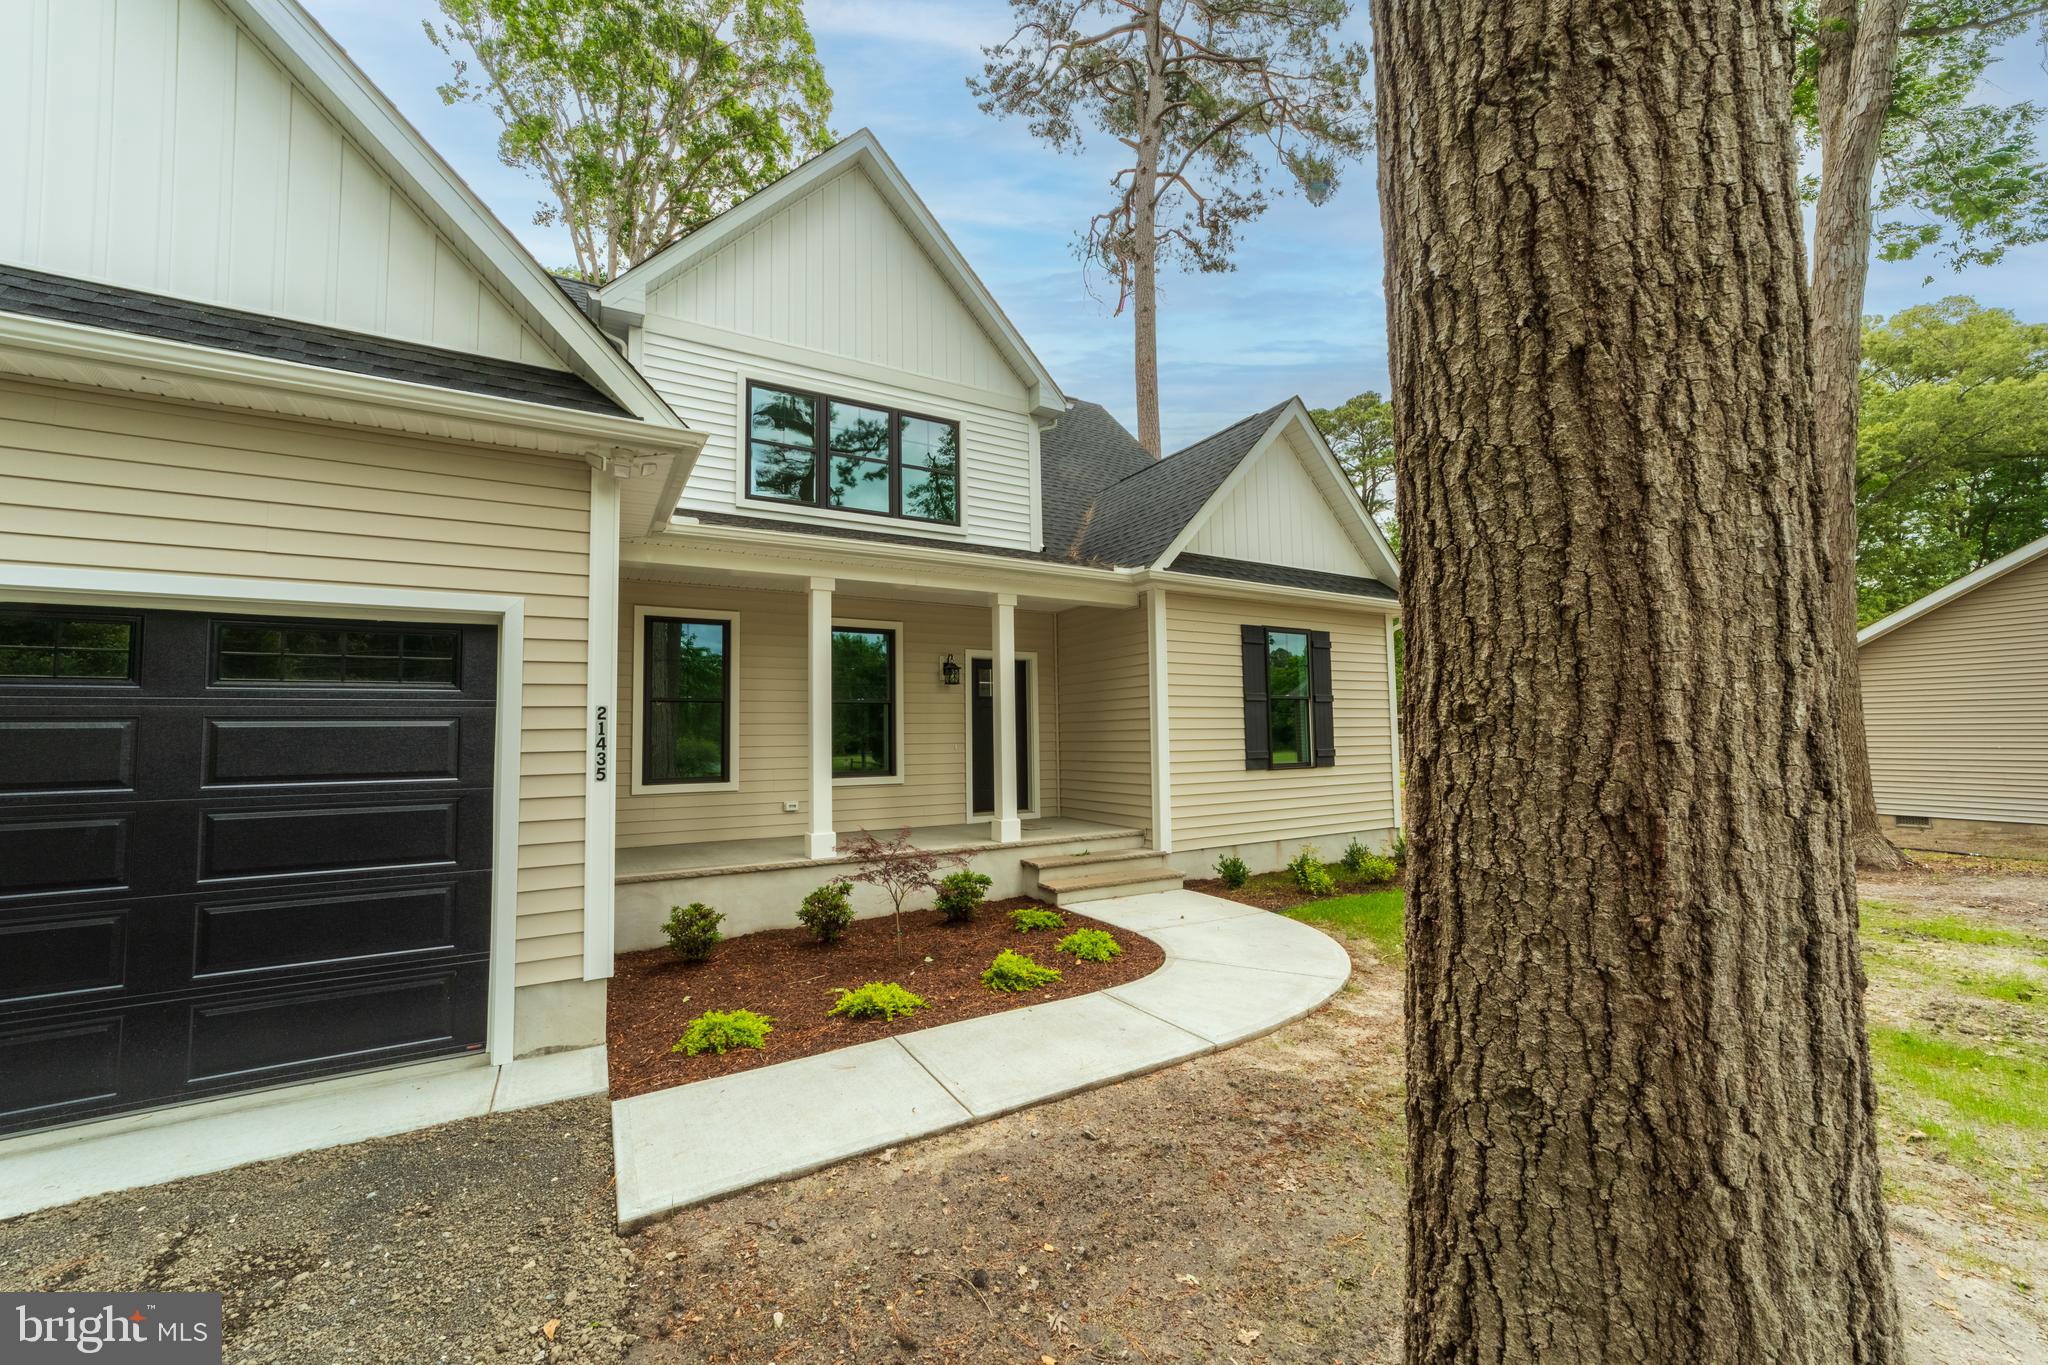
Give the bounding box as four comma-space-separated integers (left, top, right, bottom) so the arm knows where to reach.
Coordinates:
991, 592, 1021, 843
1147, 588, 1174, 853
806, 576, 836, 859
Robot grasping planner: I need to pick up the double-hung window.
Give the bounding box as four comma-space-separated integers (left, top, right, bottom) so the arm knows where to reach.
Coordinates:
1240, 625, 1335, 770
831, 626, 896, 777
747, 381, 960, 525
643, 616, 732, 784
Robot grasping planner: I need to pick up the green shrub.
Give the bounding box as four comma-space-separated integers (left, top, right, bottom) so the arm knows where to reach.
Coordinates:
935, 870, 993, 923
663, 902, 724, 962
797, 880, 856, 944
1341, 841, 1399, 884
981, 948, 1063, 993
828, 981, 928, 1021
1391, 830, 1408, 866
1215, 854, 1250, 889
1009, 905, 1067, 933
1287, 846, 1337, 898
671, 1008, 772, 1056
1055, 928, 1122, 963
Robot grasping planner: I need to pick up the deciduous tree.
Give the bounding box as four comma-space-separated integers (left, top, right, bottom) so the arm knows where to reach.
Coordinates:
426, 0, 832, 282
972, 0, 1370, 455
1373, 0, 1901, 1357
1310, 389, 1396, 544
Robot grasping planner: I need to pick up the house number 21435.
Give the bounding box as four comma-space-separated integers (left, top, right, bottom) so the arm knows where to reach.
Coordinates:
592, 704, 609, 782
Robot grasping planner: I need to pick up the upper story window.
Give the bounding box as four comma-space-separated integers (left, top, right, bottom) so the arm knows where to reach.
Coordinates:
747, 381, 959, 525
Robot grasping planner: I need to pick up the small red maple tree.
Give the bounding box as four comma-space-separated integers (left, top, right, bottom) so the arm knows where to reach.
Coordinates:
842, 828, 965, 950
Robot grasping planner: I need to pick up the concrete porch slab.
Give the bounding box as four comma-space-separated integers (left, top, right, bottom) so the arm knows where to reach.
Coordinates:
608, 888, 1353, 1229
611, 1038, 971, 1229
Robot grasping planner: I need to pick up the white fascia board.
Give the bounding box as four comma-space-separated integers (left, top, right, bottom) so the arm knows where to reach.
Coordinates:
595, 130, 1067, 417
0, 310, 705, 465
228, 0, 687, 430
1151, 398, 1401, 585
1857, 531, 2048, 647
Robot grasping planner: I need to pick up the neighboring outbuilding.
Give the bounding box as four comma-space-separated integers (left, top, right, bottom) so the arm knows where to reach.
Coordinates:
1858, 532, 2048, 856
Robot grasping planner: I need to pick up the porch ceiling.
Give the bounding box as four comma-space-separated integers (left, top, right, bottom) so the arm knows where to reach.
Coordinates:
616, 553, 1131, 615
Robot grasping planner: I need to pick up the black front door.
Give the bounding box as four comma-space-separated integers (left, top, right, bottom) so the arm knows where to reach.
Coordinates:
0, 603, 496, 1137
970, 657, 1031, 816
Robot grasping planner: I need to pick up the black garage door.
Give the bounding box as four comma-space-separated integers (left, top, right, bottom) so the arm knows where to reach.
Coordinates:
0, 604, 496, 1137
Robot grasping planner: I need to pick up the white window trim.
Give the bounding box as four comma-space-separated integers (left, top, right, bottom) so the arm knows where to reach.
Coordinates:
629, 605, 741, 796
832, 616, 907, 787
732, 370, 970, 537
0, 563, 527, 1067
961, 647, 1041, 821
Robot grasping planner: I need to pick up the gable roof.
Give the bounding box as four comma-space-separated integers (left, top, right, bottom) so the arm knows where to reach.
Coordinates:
1858, 532, 2048, 647
227, 0, 685, 432
0, 265, 627, 416
593, 130, 1066, 417
1041, 397, 1400, 590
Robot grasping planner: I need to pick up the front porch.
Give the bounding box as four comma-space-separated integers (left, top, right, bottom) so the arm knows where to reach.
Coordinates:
615, 815, 1143, 880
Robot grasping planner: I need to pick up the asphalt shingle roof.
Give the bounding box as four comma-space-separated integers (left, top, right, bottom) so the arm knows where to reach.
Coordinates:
1169, 552, 1399, 601
0, 265, 629, 417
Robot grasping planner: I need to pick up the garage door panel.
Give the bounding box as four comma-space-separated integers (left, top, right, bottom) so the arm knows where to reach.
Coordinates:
0, 718, 137, 795
1, 604, 497, 1136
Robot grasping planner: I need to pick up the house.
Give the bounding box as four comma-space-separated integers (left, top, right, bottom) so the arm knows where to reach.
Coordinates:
0, 0, 1397, 1203
1858, 533, 2048, 855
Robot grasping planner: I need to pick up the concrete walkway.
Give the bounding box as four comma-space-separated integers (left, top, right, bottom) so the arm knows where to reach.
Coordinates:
611, 889, 1352, 1229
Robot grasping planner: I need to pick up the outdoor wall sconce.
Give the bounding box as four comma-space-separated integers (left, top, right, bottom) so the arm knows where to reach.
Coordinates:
941, 654, 962, 686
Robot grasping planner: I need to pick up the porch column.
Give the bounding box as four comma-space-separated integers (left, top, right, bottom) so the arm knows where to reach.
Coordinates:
991, 591, 1021, 843
806, 576, 836, 860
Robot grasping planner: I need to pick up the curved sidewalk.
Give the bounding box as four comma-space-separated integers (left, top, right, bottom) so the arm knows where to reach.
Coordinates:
612, 889, 1352, 1229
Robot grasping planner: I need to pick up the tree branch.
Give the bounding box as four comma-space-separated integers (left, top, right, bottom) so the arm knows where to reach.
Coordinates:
1901, 2, 2048, 38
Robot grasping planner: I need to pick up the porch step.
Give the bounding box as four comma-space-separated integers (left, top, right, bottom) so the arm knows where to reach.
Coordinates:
1032, 861, 1185, 907
1021, 847, 1173, 874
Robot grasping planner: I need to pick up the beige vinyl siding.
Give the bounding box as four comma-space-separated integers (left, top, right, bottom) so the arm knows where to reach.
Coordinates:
1166, 589, 1395, 849
0, 0, 563, 368
0, 378, 592, 988
1860, 551, 2048, 825
1056, 605, 1153, 831
616, 580, 1062, 846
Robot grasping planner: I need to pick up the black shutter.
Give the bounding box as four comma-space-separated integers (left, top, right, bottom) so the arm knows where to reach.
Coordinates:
1240, 625, 1270, 770
1309, 630, 1336, 767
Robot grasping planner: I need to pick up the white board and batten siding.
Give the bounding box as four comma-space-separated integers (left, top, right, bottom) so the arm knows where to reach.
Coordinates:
1860, 551, 2048, 826
633, 165, 1042, 552
0, 379, 596, 989
1184, 426, 1377, 578
1166, 588, 1397, 851
0, 0, 565, 371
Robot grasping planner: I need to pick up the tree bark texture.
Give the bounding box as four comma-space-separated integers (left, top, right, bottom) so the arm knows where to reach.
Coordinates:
1372, 0, 1902, 1360
1813, 0, 1909, 871
1132, 0, 1166, 457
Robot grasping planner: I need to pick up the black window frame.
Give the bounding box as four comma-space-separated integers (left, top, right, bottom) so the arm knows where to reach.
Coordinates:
830, 625, 898, 779
0, 608, 140, 685
1264, 628, 1314, 770
745, 379, 961, 526
209, 620, 461, 688
641, 615, 733, 787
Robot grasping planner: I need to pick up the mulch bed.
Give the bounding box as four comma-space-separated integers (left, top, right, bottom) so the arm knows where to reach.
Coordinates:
606, 897, 1164, 1099
1186, 868, 1402, 911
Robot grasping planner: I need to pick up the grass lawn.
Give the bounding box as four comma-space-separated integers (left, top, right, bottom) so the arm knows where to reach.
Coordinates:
1285, 889, 1406, 963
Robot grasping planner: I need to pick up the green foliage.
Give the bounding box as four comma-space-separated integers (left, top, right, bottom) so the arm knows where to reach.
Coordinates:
1215, 854, 1251, 889
1392, 830, 1408, 867
796, 880, 855, 945
1286, 846, 1337, 898
1790, 4, 2048, 274
1340, 841, 1399, 884
672, 1008, 772, 1056
662, 901, 723, 962
1855, 298, 2048, 623
1309, 391, 1398, 544
1009, 905, 1067, 933
935, 870, 994, 924
1286, 891, 1406, 963
1055, 928, 1122, 963
425, 0, 833, 281
981, 948, 1063, 993
828, 981, 928, 1021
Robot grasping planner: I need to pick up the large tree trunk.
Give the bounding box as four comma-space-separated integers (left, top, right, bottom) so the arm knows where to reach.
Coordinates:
1131, 0, 1166, 457
1372, 0, 1902, 1359
1814, 0, 1909, 871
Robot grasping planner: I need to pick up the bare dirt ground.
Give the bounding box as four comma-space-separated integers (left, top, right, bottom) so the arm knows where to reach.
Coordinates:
3, 863, 2041, 1363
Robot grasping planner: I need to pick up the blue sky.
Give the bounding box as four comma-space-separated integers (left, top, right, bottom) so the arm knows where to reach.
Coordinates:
308, 1, 2048, 451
